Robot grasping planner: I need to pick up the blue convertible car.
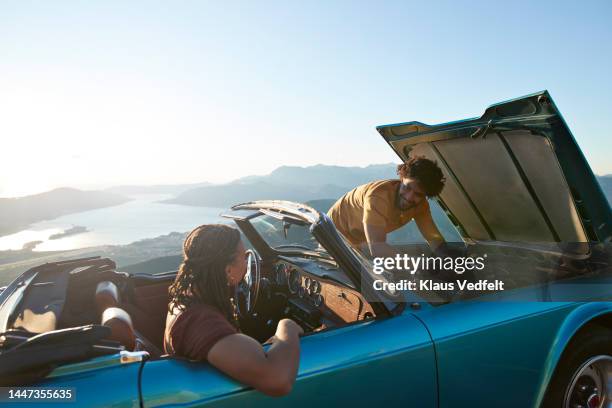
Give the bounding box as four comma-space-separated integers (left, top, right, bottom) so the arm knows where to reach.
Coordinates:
0, 91, 611, 408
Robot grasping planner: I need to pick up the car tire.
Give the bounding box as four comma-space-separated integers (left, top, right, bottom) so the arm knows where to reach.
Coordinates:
542, 324, 612, 408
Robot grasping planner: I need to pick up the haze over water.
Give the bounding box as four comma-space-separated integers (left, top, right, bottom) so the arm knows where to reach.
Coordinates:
0, 195, 227, 251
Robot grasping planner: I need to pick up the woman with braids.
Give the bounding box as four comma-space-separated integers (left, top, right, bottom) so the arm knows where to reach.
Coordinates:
165, 224, 303, 396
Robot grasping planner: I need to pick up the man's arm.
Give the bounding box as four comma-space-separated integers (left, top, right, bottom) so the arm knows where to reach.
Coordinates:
363, 223, 398, 258
362, 193, 400, 258
414, 204, 445, 252
207, 318, 303, 396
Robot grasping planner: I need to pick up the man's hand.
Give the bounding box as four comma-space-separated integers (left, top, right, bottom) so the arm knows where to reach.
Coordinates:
414, 204, 445, 252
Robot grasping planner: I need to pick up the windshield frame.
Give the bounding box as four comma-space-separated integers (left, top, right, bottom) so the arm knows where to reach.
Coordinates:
224, 202, 396, 316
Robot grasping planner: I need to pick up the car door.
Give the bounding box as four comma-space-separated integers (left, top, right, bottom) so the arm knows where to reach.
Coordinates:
140, 312, 436, 407
413, 301, 593, 408
32, 353, 144, 408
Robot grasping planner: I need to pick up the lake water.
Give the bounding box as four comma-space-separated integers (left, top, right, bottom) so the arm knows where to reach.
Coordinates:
0, 195, 228, 251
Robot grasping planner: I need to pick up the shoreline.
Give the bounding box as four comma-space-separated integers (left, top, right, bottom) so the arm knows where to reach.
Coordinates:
48, 226, 89, 240
0, 231, 187, 286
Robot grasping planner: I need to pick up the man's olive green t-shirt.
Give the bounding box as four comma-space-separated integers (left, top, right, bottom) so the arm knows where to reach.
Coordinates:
327, 179, 429, 246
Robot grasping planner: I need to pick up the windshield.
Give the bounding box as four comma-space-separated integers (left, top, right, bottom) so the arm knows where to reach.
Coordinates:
248, 210, 439, 303
250, 214, 321, 252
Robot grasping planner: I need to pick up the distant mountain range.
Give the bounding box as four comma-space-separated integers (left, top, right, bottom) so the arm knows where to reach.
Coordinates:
105, 182, 211, 196
1, 168, 610, 281
0, 188, 129, 236
164, 164, 612, 209
2, 166, 610, 240
164, 164, 399, 207
234, 164, 398, 187
599, 175, 612, 201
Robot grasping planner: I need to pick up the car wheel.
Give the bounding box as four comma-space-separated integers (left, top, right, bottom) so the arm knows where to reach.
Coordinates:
543, 325, 612, 408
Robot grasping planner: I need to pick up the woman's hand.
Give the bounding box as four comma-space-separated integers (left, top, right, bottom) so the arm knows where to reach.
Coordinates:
314, 323, 327, 333
207, 318, 302, 397
276, 318, 304, 341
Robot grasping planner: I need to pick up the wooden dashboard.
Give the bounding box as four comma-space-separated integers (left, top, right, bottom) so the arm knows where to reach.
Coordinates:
320, 282, 374, 323
271, 260, 375, 325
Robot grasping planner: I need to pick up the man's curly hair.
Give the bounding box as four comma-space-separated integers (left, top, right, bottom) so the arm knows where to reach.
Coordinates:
397, 156, 445, 197
168, 224, 241, 326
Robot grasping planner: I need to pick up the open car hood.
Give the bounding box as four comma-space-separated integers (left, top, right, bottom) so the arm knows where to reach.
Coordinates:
377, 91, 611, 243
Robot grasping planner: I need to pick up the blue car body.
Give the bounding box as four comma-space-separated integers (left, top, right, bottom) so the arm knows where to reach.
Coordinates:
2, 91, 611, 408
30, 301, 612, 407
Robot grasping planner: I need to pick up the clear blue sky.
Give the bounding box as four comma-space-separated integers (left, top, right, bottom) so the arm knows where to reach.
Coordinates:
1, 0, 611, 196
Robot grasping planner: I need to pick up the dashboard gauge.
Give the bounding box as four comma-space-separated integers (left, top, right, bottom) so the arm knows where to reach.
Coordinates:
304, 277, 311, 294
310, 280, 321, 294
298, 286, 306, 298
313, 294, 323, 307
288, 269, 300, 294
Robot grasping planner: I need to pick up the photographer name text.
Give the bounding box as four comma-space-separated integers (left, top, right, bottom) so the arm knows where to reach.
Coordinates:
373, 279, 504, 292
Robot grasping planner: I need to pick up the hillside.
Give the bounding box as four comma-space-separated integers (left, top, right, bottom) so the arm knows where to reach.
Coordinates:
164, 181, 350, 207
598, 175, 612, 203
105, 182, 210, 196
234, 164, 398, 187
165, 164, 398, 207
0, 231, 187, 286
166, 165, 611, 209
0, 188, 130, 236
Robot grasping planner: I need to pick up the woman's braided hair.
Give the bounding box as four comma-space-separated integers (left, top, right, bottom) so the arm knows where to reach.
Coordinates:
168, 224, 241, 325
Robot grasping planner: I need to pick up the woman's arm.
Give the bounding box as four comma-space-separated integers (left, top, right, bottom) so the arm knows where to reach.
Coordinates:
207, 318, 303, 396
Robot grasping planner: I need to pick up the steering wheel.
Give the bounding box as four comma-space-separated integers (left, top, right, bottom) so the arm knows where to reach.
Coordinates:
234, 249, 262, 319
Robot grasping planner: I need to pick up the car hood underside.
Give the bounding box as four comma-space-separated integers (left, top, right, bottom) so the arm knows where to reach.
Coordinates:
377, 91, 611, 244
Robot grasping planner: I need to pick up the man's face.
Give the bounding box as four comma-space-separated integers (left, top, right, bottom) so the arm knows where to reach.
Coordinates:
398, 178, 426, 210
